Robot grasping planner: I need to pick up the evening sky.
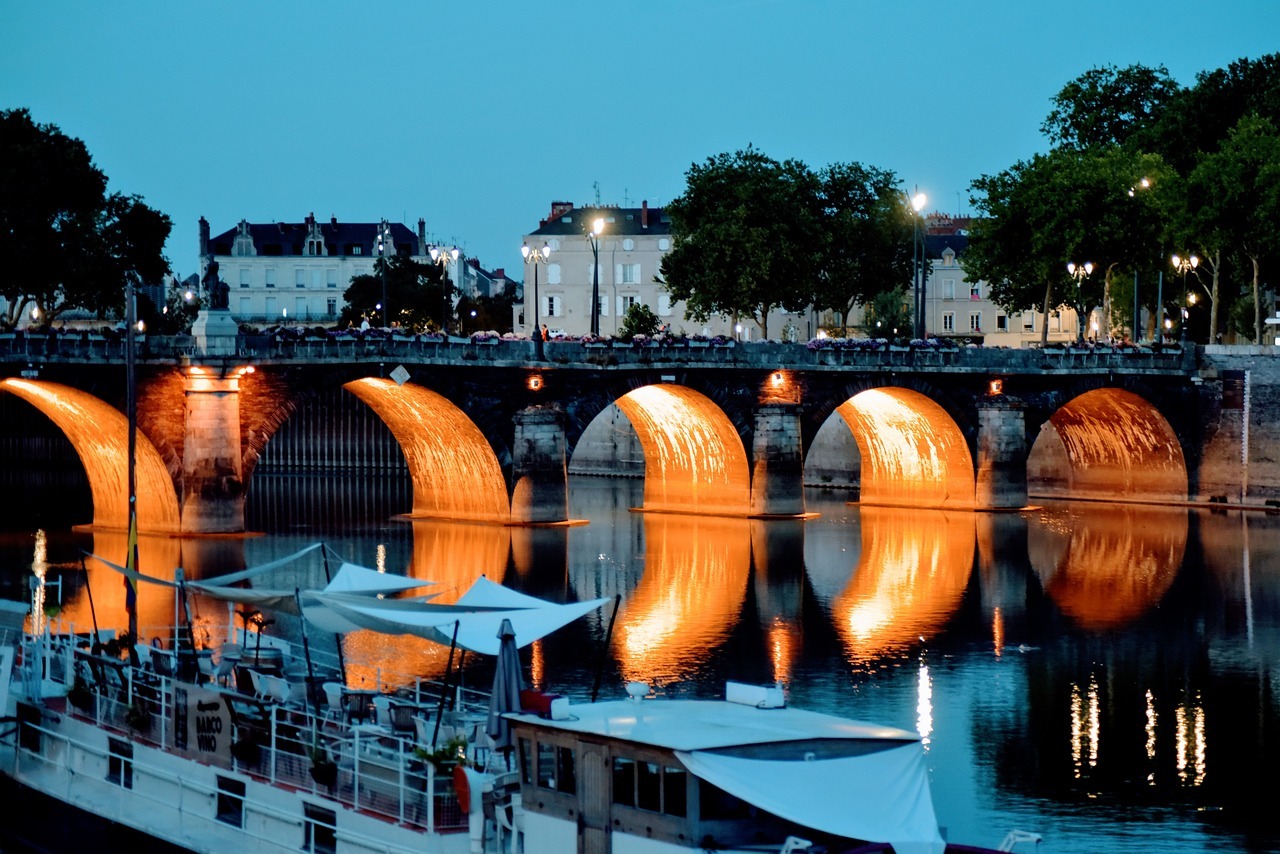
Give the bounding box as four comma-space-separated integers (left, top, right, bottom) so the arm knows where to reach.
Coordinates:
3, 1, 1278, 282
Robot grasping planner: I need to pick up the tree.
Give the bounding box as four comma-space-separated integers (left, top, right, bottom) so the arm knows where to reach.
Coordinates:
810, 162, 914, 332
0, 108, 171, 327
660, 147, 823, 339
618, 302, 661, 340
340, 254, 446, 331
1181, 115, 1280, 342
1041, 64, 1182, 151
967, 147, 1174, 344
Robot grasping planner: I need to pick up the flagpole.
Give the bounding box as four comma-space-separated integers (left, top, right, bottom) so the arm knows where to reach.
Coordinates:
125, 277, 140, 667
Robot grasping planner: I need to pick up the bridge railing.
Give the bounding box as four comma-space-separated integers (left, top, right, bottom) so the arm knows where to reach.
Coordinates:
0, 331, 1199, 373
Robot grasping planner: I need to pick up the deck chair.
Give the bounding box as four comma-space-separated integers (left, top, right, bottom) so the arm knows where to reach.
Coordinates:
371, 694, 392, 729
151, 650, 174, 679
387, 701, 416, 737
246, 669, 271, 701
321, 682, 347, 723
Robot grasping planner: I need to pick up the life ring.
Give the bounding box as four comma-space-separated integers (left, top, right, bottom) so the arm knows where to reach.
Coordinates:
453, 762, 471, 813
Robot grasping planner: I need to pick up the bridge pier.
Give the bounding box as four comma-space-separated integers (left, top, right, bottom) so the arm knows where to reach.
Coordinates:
181, 372, 245, 533
975, 397, 1028, 510
510, 407, 569, 525
749, 403, 806, 516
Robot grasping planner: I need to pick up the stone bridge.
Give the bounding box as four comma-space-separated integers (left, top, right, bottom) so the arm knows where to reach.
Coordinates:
1, 328, 1273, 534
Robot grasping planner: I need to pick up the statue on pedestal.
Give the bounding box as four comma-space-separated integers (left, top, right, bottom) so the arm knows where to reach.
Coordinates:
203, 256, 229, 310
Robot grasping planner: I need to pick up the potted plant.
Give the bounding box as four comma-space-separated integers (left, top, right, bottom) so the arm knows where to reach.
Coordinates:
67, 675, 95, 712
125, 699, 152, 733
412, 733, 470, 773
309, 742, 338, 788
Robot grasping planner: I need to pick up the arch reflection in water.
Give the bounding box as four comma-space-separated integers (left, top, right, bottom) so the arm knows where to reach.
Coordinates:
615, 385, 750, 516
818, 507, 976, 667
1, 379, 181, 533
612, 513, 752, 687
835, 388, 975, 509
342, 519, 511, 690
1029, 503, 1186, 629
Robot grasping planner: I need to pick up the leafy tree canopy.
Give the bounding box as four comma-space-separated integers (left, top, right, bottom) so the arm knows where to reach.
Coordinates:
660, 147, 824, 339
1042, 63, 1182, 151
340, 254, 447, 332
618, 302, 661, 340
0, 108, 171, 328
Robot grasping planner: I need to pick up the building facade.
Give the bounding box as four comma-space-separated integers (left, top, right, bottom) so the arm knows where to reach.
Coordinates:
520, 201, 809, 340
201, 214, 462, 325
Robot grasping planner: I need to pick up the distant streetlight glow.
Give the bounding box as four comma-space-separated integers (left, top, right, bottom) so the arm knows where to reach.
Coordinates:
430, 244, 460, 334
1172, 253, 1199, 344
522, 241, 551, 360
1067, 261, 1093, 342
587, 215, 606, 336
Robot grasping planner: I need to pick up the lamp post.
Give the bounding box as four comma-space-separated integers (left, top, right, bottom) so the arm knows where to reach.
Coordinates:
1172, 253, 1199, 344
522, 241, 551, 360
587, 215, 605, 336
430, 244, 460, 334
376, 220, 391, 328
910, 191, 927, 339
1067, 261, 1093, 342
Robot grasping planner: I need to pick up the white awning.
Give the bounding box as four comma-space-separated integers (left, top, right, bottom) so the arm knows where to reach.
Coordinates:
325, 562, 433, 595
675, 742, 945, 854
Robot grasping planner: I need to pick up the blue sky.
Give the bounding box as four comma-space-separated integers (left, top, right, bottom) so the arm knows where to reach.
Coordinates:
3, 1, 1278, 282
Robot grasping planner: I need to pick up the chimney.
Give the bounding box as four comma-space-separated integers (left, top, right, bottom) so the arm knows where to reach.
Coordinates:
418, 218, 427, 255
331, 214, 338, 226
199, 216, 210, 257
641, 200, 649, 229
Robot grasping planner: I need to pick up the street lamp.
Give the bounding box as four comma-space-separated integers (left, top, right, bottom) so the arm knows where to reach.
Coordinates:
1127, 176, 1151, 342
910, 191, 927, 339
1067, 261, 1093, 342
586, 215, 605, 336
430, 244, 460, 334
522, 241, 551, 360
1172, 253, 1199, 344
375, 220, 391, 328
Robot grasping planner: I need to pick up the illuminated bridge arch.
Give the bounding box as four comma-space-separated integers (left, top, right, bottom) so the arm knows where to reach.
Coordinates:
614, 384, 751, 516
1029, 387, 1187, 502
832, 387, 976, 509
0, 378, 181, 533
343, 378, 509, 523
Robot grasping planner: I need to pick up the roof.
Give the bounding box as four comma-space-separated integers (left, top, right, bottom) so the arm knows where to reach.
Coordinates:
508, 697, 918, 752
530, 203, 671, 238
207, 217, 420, 258
924, 232, 968, 261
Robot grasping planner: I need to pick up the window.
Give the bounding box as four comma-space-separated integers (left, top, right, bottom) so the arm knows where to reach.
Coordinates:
1024, 314, 1035, 332
556, 746, 576, 794
612, 758, 684, 815
547, 264, 562, 285
303, 803, 336, 854
997, 314, 1008, 331
619, 295, 639, 315
265, 296, 277, 317
239, 269, 250, 288
970, 282, 981, 300
658, 238, 670, 251
327, 270, 337, 289
942, 312, 955, 332
296, 269, 306, 288
216, 776, 245, 827
296, 297, 307, 318
537, 741, 556, 789
970, 312, 982, 332
265, 268, 276, 288
108, 738, 133, 788
596, 295, 609, 317
622, 238, 635, 251
588, 263, 603, 284
326, 298, 337, 316
239, 297, 251, 315
548, 238, 561, 251
658, 293, 672, 317
545, 295, 562, 317
941, 279, 956, 300
351, 245, 361, 255
620, 263, 640, 284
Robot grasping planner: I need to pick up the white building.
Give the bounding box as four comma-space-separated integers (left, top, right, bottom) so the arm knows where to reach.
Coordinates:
201, 214, 455, 325
520, 201, 809, 340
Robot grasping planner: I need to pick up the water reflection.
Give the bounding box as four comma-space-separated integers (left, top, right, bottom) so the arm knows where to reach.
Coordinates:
1028, 503, 1186, 629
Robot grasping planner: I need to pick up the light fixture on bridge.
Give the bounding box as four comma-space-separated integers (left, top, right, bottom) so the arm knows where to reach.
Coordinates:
189, 366, 205, 375
771, 371, 785, 388
527, 374, 544, 391
989, 379, 1004, 396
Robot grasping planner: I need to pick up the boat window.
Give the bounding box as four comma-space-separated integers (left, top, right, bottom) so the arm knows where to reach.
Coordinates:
612, 756, 636, 806
537, 741, 557, 789
216, 776, 246, 827
556, 745, 577, 794
663, 765, 687, 817
303, 803, 337, 854
518, 738, 532, 785
637, 761, 661, 812
699, 779, 753, 820
107, 737, 133, 789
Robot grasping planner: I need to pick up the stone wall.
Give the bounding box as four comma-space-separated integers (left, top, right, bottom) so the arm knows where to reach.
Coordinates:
1196, 346, 1280, 504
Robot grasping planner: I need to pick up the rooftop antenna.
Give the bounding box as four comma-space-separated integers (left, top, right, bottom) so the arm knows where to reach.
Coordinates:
593, 181, 601, 206
623, 188, 631, 207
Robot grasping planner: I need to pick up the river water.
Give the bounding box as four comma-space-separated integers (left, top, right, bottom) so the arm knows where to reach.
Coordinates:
2, 474, 1278, 854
